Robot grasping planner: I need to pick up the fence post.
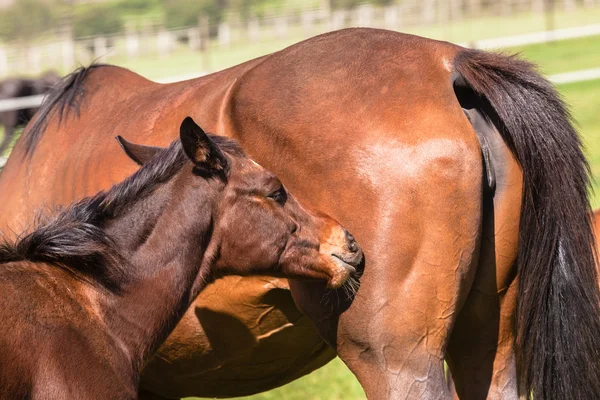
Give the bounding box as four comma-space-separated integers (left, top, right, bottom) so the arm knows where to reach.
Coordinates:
157, 29, 172, 58
449, 0, 463, 20
218, 22, 231, 48
248, 19, 260, 42
330, 10, 346, 31
27, 46, 42, 74
301, 10, 315, 35
422, 0, 436, 23
499, 0, 512, 15
354, 4, 374, 27
275, 16, 288, 39
61, 25, 75, 72
199, 16, 211, 72
468, 0, 481, 16
0, 46, 8, 77
125, 30, 139, 58
438, 0, 450, 22
384, 5, 399, 29
532, 0, 545, 13
563, 0, 576, 11
188, 27, 201, 51
94, 36, 108, 59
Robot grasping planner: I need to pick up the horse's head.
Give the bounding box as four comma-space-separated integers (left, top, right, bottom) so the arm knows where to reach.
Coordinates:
117, 117, 362, 289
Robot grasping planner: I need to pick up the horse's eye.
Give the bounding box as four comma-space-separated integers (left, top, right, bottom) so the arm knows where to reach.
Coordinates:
267, 186, 287, 205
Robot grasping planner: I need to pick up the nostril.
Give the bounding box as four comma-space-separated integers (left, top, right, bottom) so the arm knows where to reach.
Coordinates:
344, 230, 358, 252
348, 240, 358, 253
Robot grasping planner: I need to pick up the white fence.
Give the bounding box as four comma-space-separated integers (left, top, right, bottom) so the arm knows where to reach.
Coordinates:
3, 17, 600, 115
1, 0, 600, 77
0, 72, 206, 113
0, 94, 45, 112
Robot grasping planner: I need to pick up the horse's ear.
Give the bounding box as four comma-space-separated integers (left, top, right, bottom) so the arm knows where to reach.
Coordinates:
115, 136, 162, 166
179, 116, 228, 172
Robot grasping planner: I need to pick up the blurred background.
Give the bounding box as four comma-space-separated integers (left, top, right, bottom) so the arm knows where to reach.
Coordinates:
1, 0, 600, 398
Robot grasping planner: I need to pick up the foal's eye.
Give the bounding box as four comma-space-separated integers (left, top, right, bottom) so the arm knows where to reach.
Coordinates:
267, 186, 287, 205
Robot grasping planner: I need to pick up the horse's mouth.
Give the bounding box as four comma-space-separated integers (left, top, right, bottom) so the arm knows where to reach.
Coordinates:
332, 247, 363, 272
331, 254, 357, 275
327, 251, 364, 289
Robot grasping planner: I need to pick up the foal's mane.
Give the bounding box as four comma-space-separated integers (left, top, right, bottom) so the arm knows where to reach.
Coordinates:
0, 136, 243, 291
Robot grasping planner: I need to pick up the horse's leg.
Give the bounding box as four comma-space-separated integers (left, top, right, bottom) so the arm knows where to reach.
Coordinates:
291, 131, 485, 399
442, 106, 523, 399
445, 197, 521, 399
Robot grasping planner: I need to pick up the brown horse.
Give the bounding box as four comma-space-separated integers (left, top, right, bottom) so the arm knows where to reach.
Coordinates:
1, 28, 599, 399
0, 71, 60, 155
0, 116, 361, 399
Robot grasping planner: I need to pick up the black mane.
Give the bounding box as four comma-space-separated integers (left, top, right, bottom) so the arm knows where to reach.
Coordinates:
0, 135, 244, 291
23, 64, 105, 156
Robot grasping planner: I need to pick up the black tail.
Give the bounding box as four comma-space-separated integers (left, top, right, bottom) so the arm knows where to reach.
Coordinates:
454, 49, 600, 399
24, 64, 105, 156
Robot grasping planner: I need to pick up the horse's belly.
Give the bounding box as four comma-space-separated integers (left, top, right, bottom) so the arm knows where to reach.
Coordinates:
140, 275, 334, 398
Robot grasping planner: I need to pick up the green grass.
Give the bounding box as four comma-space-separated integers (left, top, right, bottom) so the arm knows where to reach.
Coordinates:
405, 6, 600, 44
95, 5, 600, 80
112, 29, 600, 81
188, 357, 365, 400
559, 78, 600, 208
503, 34, 600, 75
2, 24, 600, 396
0, 126, 22, 158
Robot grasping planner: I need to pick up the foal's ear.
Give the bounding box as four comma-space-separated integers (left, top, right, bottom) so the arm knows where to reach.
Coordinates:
115, 136, 162, 166
180, 116, 228, 172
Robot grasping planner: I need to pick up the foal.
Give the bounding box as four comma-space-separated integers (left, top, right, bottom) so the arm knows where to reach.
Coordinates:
0, 117, 362, 399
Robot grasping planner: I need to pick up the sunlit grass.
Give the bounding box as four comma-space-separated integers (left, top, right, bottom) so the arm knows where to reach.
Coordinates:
97, 5, 600, 80
2, 25, 600, 399
503, 34, 600, 75
190, 357, 366, 400
559, 78, 600, 208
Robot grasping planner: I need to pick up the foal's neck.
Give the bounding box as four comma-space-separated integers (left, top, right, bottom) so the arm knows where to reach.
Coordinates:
100, 172, 218, 369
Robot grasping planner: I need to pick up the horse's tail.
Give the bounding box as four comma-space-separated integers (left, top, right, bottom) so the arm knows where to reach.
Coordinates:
453, 49, 600, 399
24, 64, 104, 157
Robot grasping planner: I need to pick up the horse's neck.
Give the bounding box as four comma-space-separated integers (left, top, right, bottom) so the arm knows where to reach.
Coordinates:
100, 176, 216, 368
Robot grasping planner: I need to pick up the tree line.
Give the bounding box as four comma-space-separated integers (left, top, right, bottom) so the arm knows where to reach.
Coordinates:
0, 0, 573, 42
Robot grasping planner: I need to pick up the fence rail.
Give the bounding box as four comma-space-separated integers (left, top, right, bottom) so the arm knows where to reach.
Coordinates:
3, 18, 600, 114
0, 94, 45, 112
1, 0, 600, 78
0, 73, 206, 113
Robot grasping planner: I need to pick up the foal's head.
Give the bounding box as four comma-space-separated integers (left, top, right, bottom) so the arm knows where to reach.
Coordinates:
118, 117, 362, 289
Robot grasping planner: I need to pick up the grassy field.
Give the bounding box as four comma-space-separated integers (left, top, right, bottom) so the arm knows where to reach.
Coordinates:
193, 358, 367, 400
506, 34, 600, 75
105, 5, 600, 80
107, 30, 600, 81
561, 78, 600, 208
2, 22, 600, 399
